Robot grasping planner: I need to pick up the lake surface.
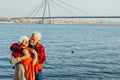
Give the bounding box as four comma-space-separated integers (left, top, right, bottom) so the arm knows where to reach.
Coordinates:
0, 24, 120, 80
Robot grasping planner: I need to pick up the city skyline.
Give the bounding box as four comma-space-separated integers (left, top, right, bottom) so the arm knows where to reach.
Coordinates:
0, 0, 120, 17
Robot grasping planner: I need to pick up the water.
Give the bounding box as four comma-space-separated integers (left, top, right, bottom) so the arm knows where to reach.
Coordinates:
0, 24, 120, 80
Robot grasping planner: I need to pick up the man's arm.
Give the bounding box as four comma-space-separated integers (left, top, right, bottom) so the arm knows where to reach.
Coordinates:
37, 46, 46, 64
10, 43, 23, 53
10, 49, 30, 64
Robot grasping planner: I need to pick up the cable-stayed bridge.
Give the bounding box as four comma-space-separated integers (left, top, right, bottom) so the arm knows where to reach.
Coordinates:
24, 0, 120, 24
25, 16, 120, 19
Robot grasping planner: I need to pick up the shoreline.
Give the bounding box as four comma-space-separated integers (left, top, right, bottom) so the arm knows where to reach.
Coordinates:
1, 16, 120, 25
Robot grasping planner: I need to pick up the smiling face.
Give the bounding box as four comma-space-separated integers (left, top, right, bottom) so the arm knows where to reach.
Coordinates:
21, 39, 29, 48
30, 34, 39, 46
18, 36, 29, 48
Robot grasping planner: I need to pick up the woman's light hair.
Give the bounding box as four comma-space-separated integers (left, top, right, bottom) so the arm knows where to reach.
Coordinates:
32, 31, 42, 40
18, 36, 29, 45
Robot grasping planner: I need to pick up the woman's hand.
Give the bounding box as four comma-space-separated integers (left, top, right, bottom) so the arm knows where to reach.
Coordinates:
21, 49, 30, 60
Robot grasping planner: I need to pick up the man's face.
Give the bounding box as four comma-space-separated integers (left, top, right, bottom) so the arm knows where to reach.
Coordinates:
30, 34, 39, 45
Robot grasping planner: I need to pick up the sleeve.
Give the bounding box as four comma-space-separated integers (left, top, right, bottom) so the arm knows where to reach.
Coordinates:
10, 43, 23, 53
10, 56, 21, 65
37, 46, 46, 64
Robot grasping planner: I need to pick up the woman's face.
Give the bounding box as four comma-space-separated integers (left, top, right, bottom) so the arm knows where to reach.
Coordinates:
21, 39, 29, 47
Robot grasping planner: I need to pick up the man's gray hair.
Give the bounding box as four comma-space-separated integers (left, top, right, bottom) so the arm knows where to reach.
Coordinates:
18, 36, 29, 45
32, 31, 42, 40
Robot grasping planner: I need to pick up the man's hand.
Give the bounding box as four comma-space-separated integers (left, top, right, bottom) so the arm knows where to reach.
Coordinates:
30, 49, 37, 57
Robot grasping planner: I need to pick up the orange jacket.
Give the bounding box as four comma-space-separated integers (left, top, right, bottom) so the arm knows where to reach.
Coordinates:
12, 47, 34, 80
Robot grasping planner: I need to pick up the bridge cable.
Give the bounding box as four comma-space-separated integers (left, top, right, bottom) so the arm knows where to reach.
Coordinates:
52, 0, 83, 16
29, 0, 45, 17
51, 0, 74, 16
58, 0, 90, 16
51, 0, 65, 16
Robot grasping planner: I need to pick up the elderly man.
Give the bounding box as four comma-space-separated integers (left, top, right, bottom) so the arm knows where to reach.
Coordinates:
10, 36, 38, 80
10, 31, 46, 80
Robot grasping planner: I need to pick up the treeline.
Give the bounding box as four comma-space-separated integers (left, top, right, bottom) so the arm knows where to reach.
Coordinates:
0, 16, 41, 23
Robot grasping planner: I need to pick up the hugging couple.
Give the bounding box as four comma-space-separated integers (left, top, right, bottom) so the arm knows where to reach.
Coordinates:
10, 31, 46, 80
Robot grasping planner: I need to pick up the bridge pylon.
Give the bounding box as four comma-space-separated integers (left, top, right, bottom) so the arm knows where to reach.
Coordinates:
42, 0, 52, 24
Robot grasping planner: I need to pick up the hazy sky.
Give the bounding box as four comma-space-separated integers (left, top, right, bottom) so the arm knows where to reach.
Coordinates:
0, 0, 120, 17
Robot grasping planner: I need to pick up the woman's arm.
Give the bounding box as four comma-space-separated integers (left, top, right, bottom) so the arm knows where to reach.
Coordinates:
10, 56, 22, 65
10, 49, 30, 64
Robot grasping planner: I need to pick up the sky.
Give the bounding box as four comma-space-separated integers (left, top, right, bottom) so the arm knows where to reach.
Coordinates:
0, 0, 120, 17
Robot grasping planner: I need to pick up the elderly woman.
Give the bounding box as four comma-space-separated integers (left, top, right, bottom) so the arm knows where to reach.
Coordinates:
10, 36, 38, 80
